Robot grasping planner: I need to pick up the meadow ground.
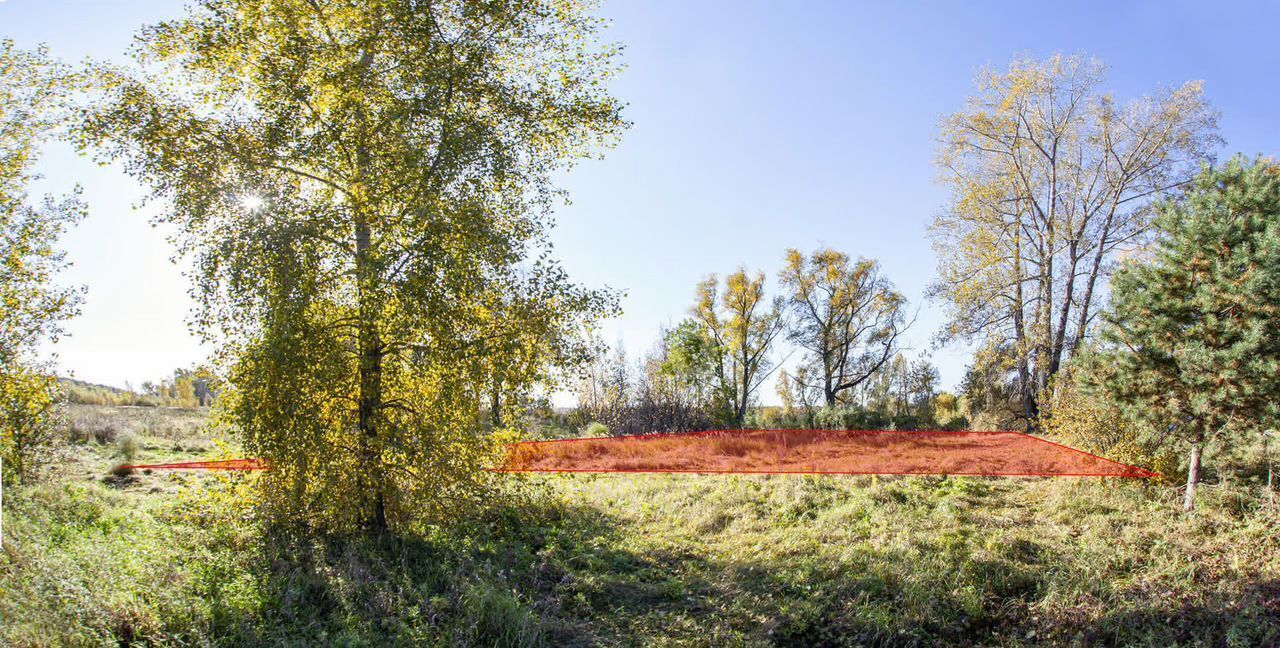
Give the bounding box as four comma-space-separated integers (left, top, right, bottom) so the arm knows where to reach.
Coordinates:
1, 406, 1277, 646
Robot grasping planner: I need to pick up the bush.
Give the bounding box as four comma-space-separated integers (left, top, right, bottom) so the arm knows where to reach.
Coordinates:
747, 406, 931, 431
888, 414, 922, 431
1040, 367, 1179, 480
812, 406, 890, 431
580, 421, 608, 437
66, 418, 93, 444
745, 407, 810, 430
116, 434, 142, 462
1, 366, 65, 484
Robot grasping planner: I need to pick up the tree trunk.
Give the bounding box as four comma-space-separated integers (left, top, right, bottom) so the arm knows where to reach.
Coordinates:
1047, 238, 1079, 379
1012, 225, 1036, 433
1070, 208, 1116, 357
351, 43, 387, 532
355, 216, 387, 531
491, 374, 503, 428
1182, 439, 1202, 512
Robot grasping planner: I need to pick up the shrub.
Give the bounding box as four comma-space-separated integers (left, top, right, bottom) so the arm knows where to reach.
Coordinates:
115, 434, 142, 462
745, 407, 809, 430
888, 414, 922, 431
0, 366, 65, 484
1040, 367, 1179, 480
811, 406, 843, 430
580, 421, 608, 437
94, 424, 119, 444
66, 418, 94, 444
810, 405, 890, 431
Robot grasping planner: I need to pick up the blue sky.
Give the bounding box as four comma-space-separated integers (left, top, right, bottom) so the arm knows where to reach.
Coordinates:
5, 0, 1279, 398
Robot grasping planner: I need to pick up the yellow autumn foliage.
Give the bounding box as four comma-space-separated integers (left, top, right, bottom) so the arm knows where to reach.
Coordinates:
1040, 367, 1179, 481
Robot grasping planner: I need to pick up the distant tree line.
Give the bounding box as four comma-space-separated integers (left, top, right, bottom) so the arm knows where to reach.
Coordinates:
573, 246, 968, 435
61, 366, 222, 408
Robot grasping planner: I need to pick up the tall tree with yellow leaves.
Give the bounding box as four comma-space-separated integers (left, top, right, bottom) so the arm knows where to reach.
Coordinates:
0, 41, 84, 484
778, 247, 908, 407
81, 0, 625, 532
930, 54, 1219, 429
691, 269, 786, 426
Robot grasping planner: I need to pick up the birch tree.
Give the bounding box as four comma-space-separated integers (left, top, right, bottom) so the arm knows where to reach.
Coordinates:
81, 0, 625, 531
0, 42, 84, 484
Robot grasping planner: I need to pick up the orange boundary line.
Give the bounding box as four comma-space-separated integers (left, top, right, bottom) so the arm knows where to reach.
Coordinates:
114, 430, 1160, 479
494, 429, 1159, 478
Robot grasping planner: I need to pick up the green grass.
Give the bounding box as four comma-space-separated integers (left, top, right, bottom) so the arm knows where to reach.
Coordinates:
554, 473, 1277, 646
2, 406, 1277, 646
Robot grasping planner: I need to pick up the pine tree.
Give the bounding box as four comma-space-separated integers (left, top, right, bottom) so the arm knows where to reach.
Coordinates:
1085, 157, 1280, 511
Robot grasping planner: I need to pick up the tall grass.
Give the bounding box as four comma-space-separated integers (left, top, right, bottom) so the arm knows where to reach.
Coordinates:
1, 405, 1276, 646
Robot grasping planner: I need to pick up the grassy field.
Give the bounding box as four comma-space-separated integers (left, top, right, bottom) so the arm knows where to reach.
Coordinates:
2, 406, 1277, 646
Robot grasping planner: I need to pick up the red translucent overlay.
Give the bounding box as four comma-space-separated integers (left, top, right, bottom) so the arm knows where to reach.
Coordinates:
118, 431, 1155, 478
495, 429, 1158, 478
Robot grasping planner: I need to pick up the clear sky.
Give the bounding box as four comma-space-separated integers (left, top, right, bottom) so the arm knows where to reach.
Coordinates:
5, 0, 1279, 398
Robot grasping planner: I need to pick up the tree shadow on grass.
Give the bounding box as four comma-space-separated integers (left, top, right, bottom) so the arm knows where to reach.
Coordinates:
202, 493, 1280, 648
557, 543, 1040, 647
1070, 578, 1280, 647
208, 497, 631, 647
542, 525, 1280, 647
